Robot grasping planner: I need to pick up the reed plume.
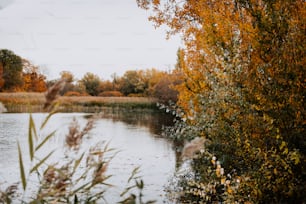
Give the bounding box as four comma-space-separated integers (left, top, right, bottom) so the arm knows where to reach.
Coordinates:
65, 117, 94, 150
181, 137, 206, 160
43, 79, 65, 111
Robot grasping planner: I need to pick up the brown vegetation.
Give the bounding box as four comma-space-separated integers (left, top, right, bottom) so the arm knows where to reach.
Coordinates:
0, 92, 158, 112
0, 92, 46, 105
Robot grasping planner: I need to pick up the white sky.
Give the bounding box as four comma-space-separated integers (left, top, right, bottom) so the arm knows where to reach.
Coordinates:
0, 0, 181, 80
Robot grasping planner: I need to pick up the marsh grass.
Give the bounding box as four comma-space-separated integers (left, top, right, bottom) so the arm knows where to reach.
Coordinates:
0, 92, 158, 112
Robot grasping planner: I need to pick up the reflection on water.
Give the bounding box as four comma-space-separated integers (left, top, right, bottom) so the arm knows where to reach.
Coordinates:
96, 108, 174, 135
0, 110, 176, 203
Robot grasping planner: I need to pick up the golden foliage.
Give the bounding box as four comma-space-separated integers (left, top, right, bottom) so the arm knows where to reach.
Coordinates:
138, 0, 305, 202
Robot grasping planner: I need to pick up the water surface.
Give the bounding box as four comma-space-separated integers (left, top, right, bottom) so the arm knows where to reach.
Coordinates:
0, 111, 175, 203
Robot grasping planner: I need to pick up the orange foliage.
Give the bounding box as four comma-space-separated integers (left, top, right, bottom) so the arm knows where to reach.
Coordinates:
64, 91, 89, 97
98, 91, 123, 97
21, 59, 47, 92
137, 0, 305, 202
22, 73, 47, 92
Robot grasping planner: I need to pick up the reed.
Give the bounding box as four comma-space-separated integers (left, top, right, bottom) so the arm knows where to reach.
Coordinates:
0, 92, 158, 112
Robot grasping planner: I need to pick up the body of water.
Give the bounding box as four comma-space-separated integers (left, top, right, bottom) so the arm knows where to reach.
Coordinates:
0, 110, 176, 203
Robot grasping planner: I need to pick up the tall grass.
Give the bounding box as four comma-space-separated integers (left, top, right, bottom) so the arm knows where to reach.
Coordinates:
0, 92, 158, 112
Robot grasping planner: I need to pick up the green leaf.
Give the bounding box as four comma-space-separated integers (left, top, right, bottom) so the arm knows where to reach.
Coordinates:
35, 130, 56, 151
17, 142, 26, 190
30, 150, 54, 173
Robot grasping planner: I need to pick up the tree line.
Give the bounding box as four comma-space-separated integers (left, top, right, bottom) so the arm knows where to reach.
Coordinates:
0, 49, 47, 92
0, 49, 181, 103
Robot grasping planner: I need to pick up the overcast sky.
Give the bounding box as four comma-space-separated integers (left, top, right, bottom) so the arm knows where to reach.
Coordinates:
0, 0, 181, 80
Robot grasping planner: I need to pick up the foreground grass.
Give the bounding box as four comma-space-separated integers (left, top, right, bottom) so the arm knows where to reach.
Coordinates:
0, 92, 158, 112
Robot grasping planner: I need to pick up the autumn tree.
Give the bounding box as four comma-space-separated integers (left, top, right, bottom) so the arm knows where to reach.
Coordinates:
60, 71, 74, 83
79, 72, 101, 96
22, 59, 47, 92
60, 71, 75, 95
138, 0, 305, 203
111, 73, 121, 91
143, 68, 164, 96
99, 80, 114, 93
0, 49, 23, 91
152, 72, 181, 103
119, 70, 148, 96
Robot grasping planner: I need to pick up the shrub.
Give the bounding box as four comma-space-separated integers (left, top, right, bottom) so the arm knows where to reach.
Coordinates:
98, 91, 123, 97
64, 91, 89, 97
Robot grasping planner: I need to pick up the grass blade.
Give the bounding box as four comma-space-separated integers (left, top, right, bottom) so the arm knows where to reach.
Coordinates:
86, 190, 107, 203
119, 185, 136, 197
128, 166, 140, 183
17, 142, 26, 190
40, 110, 58, 130
28, 115, 34, 160
35, 130, 56, 151
29, 114, 37, 140
73, 153, 85, 173
30, 150, 54, 173
71, 182, 92, 195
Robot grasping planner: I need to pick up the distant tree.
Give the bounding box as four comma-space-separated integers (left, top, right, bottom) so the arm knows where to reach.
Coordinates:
142, 68, 164, 96
111, 73, 121, 91
99, 80, 114, 93
0, 49, 23, 91
153, 72, 181, 103
22, 59, 47, 92
60, 71, 75, 95
80, 72, 101, 96
60, 71, 74, 83
119, 70, 147, 96
74, 81, 87, 95
175, 48, 184, 71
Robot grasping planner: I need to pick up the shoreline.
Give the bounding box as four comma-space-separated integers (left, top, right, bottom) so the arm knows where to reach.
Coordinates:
0, 92, 159, 113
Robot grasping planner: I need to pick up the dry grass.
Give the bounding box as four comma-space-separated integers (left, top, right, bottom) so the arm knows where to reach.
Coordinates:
0, 92, 158, 112
59, 96, 156, 104
0, 92, 46, 105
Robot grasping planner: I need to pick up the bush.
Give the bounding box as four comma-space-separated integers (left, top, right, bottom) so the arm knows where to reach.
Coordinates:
98, 91, 123, 97
64, 91, 89, 97
127, 93, 145, 97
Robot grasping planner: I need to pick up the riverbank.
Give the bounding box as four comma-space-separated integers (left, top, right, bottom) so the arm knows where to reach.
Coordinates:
0, 92, 158, 113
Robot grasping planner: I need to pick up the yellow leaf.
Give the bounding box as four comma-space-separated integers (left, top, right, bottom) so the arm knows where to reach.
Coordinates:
283, 148, 289, 155
280, 141, 286, 150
